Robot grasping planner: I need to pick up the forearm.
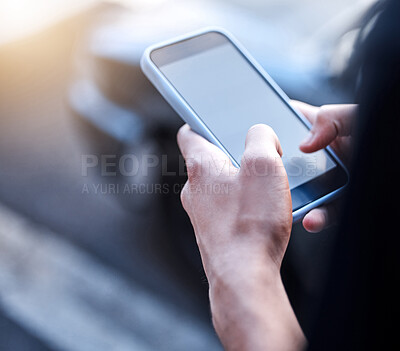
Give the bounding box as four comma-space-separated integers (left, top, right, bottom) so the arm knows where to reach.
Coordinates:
208, 262, 306, 351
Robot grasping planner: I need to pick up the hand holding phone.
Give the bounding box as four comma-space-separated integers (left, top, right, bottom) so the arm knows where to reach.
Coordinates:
293, 101, 356, 231
141, 28, 349, 221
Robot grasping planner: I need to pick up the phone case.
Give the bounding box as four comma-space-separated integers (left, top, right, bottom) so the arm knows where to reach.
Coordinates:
141, 27, 348, 222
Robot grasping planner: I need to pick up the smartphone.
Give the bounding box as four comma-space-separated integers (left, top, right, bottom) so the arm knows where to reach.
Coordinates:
141, 27, 348, 221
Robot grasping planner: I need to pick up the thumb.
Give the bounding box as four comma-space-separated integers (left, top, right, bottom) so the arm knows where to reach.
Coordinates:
299, 104, 356, 153
243, 124, 283, 159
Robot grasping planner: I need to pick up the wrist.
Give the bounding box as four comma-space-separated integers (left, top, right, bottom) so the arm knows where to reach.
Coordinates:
208, 255, 282, 326
207, 251, 281, 290
207, 252, 305, 351
209, 269, 288, 350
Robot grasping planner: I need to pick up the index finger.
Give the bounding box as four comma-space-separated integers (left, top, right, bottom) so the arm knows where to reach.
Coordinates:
177, 124, 228, 160
290, 100, 319, 124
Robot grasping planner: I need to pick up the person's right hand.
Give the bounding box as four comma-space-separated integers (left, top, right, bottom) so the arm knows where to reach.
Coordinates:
291, 101, 358, 233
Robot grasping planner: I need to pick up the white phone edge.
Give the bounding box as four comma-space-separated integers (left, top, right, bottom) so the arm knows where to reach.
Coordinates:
140, 26, 349, 223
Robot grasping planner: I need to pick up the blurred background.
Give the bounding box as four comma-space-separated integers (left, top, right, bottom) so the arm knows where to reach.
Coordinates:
0, 0, 378, 350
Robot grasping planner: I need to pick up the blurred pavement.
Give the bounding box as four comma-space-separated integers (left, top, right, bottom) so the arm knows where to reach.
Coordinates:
0, 7, 220, 350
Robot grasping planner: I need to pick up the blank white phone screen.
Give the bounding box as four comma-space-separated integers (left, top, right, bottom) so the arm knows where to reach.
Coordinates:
159, 41, 336, 189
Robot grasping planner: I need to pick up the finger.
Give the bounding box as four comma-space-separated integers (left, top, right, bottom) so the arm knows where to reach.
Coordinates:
302, 208, 329, 233
177, 124, 226, 160
290, 100, 319, 125
243, 124, 283, 160
331, 135, 353, 162
177, 124, 234, 179
302, 201, 338, 233
299, 104, 357, 153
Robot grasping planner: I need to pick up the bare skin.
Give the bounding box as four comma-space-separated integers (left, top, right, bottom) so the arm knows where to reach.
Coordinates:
178, 123, 305, 351
177, 102, 357, 350
293, 101, 357, 233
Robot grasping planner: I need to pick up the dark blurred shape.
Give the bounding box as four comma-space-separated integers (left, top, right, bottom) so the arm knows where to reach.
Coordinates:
309, 0, 400, 349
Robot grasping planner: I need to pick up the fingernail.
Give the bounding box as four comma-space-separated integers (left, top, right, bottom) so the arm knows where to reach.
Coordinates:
300, 132, 314, 146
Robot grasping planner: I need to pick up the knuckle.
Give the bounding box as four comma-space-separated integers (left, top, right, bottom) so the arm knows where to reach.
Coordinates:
243, 153, 274, 168
316, 105, 341, 135
241, 154, 258, 169
241, 154, 277, 177
180, 183, 190, 208
316, 105, 333, 124
185, 152, 217, 181
185, 157, 203, 180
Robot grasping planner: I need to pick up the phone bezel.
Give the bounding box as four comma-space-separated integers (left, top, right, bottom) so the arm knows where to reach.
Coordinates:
141, 28, 349, 218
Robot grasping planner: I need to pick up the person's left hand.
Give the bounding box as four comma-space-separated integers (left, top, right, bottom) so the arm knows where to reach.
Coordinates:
291, 101, 357, 233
